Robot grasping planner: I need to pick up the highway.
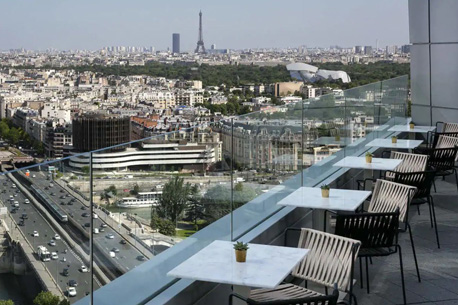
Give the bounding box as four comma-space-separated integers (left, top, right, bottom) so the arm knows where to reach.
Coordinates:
0, 175, 95, 302
27, 170, 147, 274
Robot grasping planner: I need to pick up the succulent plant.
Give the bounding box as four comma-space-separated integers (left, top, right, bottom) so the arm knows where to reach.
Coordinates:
233, 241, 249, 251
320, 184, 330, 190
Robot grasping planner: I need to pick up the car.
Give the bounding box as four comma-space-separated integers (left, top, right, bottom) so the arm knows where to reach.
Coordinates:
62, 268, 69, 277
137, 255, 146, 261
15, 189, 19, 193
71, 198, 76, 202
99, 228, 105, 232
84, 223, 90, 228
45, 187, 49, 190
32, 174, 36, 178
48, 240, 56, 246
21, 213, 28, 219
50, 193, 55, 196
67, 287, 77, 297
109, 251, 116, 258
18, 220, 24, 226
80, 265, 88, 273
51, 252, 58, 260
32, 231, 39, 237
10, 209, 16, 214
60, 195, 66, 199
68, 279, 78, 287
53, 234, 61, 240
67, 201, 73, 205
120, 239, 127, 245
60, 189, 65, 193
60, 202, 66, 205
13, 202, 19, 208
82, 213, 89, 217
81, 206, 87, 210
111, 247, 120, 253
24, 199, 29, 204
100, 223, 107, 228
12, 184, 16, 188
106, 234, 114, 239
92, 213, 98, 219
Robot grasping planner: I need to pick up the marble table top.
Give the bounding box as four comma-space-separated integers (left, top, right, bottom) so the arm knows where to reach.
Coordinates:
365, 138, 423, 149
167, 240, 309, 288
277, 187, 371, 211
333, 156, 402, 171
388, 125, 436, 133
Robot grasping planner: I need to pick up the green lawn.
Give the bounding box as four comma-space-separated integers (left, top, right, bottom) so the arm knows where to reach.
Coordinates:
175, 229, 196, 238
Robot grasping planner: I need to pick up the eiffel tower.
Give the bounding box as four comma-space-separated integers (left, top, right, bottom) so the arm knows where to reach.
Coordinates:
195, 11, 206, 54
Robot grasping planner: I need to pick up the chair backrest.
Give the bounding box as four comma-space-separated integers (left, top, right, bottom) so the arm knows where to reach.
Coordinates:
426, 147, 458, 171
442, 122, 458, 133
430, 132, 458, 148
368, 179, 416, 223
390, 170, 436, 199
335, 210, 400, 249
385, 152, 428, 179
436, 135, 458, 161
292, 228, 360, 292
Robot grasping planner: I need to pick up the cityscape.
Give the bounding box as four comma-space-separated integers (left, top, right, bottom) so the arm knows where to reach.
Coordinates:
5, 2, 458, 305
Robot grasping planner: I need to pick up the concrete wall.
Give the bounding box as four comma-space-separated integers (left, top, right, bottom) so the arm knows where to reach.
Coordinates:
409, 0, 458, 125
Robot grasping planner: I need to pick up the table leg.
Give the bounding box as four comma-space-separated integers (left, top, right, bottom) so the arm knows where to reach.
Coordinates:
233, 285, 251, 305
312, 209, 326, 231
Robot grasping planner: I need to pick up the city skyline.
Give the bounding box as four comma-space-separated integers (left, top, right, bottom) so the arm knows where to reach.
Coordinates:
0, 0, 408, 51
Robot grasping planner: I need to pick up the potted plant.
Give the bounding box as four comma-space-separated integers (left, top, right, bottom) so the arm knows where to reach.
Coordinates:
365, 152, 373, 163
320, 184, 330, 198
392, 136, 398, 143
409, 121, 415, 129
234, 241, 249, 263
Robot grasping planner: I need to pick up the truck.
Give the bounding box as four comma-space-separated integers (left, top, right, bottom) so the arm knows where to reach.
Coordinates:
37, 246, 51, 262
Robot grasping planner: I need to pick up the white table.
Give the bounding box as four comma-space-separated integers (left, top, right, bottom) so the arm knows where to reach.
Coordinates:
334, 156, 402, 191
277, 187, 371, 231
168, 240, 309, 305
277, 187, 371, 212
365, 138, 423, 149
388, 125, 436, 133
333, 156, 402, 171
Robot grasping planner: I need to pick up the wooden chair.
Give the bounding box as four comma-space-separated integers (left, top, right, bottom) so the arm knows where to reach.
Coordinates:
229, 229, 361, 305
388, 170, 440, 248
366, 180, 420, 282
335, 210, 407, 305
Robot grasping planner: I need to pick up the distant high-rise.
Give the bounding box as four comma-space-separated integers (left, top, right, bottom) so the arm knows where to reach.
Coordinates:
172, 33, 180, 54
364, 46, 373, 55
195, 11, 206, 54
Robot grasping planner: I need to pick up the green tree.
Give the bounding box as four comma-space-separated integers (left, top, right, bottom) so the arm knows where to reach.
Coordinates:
130, 184, 140, 195
7, 127, 20, 144
105, 185, 117, 196
157, 176, 191, 225
157, 218, 176, 236
59, 300, 70, 305
33, 291, 60, 305
81, 166, 90, 175
0, 300, 14, 305
0, 120, 10, 138
185, 184, 205, 229
150, 207, 160, 231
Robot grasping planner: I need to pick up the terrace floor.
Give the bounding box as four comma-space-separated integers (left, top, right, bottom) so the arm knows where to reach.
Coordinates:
353, 176, 458, 305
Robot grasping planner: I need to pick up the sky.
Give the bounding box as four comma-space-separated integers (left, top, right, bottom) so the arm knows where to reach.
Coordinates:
0, 0, 409, 51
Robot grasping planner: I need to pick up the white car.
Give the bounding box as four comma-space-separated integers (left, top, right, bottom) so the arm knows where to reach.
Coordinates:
24, 199, 30, 204
106, 234, 114, 239
92, 213, 98, 219
51, 252, 58, 260
67, 287, 77, 297
80, 265, 88, 273
48, 240, 56, 246
32, 231, 39, 237
53, 234, 61, 240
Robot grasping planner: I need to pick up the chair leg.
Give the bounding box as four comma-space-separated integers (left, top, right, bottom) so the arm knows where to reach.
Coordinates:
427, 200, 434, 228
417, 205, 421, 216
433, 179, 437, 193
430, 196, 440, 249
359, 257, 363, 289
365, 257, 370, 294
407, 223, 421, 282
397, 245, 407, 305
454, 169, 458, 190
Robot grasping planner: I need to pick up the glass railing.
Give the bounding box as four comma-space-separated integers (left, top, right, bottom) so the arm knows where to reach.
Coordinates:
0, 76, 408, 304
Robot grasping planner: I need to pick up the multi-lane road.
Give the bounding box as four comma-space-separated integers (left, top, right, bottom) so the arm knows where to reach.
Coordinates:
26, 170, 147, 273
0, 175, 94, 302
